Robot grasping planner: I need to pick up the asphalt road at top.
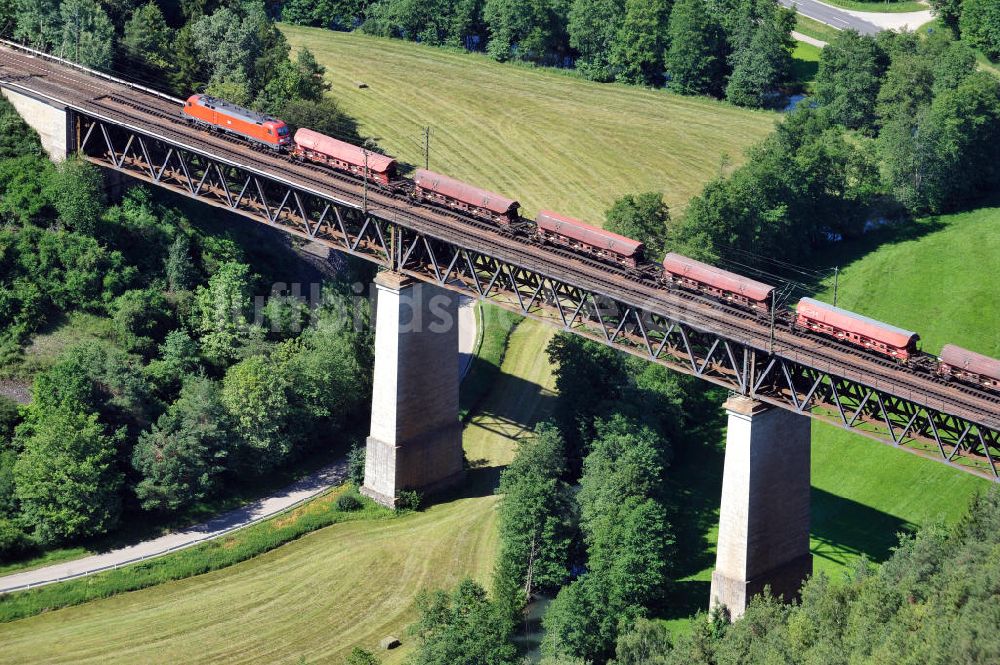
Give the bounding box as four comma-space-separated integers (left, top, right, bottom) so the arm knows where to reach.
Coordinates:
779, 0, 881, 34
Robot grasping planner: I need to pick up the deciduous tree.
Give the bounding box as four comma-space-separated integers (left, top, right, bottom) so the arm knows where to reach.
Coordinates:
410, 579, 519, 664
45, 157, 105, 235
58, 0, 114, 68
960, 0, 1000, 61
221, 352, 295, 471
14, 0, 61, 51
665, 0, 726, 96
724, 0, 795, 108
14, 406, 123, 544
494, 423, 577, 609
604, 191, 670, 262
567, 0, 624, 82
122, 2, 173, 72
193, 261, 257, 364
814, 30, 887, 134
611, 0, 671, 86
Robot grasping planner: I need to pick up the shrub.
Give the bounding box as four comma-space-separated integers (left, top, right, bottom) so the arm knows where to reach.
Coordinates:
335, 491, 363, 512
0, 518, 34, 562
347, 442, 366, 486
395, 489, 422, 512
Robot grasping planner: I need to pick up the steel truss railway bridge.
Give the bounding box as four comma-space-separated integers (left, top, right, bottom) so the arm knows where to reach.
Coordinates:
2, 40, 998, 616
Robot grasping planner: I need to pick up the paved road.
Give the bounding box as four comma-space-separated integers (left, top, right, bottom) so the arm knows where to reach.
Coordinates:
0, 461, 349, 593
780, 0, 882, 34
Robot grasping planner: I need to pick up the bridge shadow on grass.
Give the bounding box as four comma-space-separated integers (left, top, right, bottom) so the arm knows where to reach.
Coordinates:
433, 368, 557, 504
659, 486, 915, 622
811, 487, 915, 572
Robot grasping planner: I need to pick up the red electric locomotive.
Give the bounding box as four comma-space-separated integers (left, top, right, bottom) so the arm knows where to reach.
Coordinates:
182, 94, 291, 150
413, 169, 520, 226
535, 210, 644, 269
795, 297, 920, 362
661, 252, 774, 313
292, 128, 398, 185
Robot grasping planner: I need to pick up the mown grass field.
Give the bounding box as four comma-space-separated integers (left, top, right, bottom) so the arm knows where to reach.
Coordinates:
0, 492, 497, 664
282, 26, 777, 221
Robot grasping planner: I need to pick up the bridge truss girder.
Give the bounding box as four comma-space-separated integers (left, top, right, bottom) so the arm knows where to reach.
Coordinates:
75, 112, 1000, 480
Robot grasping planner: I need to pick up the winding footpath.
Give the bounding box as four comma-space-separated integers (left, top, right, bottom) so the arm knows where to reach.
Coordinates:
0, 295, 478, 594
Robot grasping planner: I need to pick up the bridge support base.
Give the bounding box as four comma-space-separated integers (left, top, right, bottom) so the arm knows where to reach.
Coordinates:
709, 396, 812, 619
361, 271, 464, 507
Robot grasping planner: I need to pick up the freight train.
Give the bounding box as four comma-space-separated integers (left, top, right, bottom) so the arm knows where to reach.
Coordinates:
180, 95, 1000, 394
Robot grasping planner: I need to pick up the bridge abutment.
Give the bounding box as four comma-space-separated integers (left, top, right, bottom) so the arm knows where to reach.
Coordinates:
0, 88, 70, 161
710, 396, 812, 619
361, 271, 465, 507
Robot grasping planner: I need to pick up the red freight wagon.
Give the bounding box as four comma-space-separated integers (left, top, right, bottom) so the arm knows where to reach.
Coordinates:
182, 94, 291, 150
795, 297, 920, 361
535, 210, 644, 268
293, 128, 398, 185
661, 252, 774, 313
938, 344, 1000, 391
413, 169, 519, 225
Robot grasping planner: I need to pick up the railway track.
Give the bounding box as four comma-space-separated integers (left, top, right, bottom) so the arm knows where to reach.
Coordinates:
2, 44, 999, 436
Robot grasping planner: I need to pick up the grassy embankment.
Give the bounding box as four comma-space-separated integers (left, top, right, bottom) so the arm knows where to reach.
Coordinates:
792, 42, 823, 92
795, 14, 842, 44
0, 29, 775, 661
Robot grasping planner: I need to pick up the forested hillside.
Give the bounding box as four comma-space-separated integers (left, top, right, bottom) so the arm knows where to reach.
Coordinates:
0, 94, 374, 565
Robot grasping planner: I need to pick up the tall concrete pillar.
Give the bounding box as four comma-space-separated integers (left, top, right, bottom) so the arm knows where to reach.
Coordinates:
709, 396, 811, 619
361, 271, 464, 507
0, 89, 70, 161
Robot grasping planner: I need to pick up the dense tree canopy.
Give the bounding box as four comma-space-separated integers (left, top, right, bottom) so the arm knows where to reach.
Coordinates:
665, 0, 725, 96
960, 0, 1000, 61
611, 0, 671, 86
567, 0, 623, 82
543, 416, 673, 662
814, 30, 887, 134
132, 377, 232, 512
410, 579, 520, 665
14, 406, 123, 544
724, 0, 795, 108
493, 423, 577, 608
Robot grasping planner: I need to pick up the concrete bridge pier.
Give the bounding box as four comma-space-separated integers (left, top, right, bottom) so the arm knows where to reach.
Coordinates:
0, 88, 70, 161
710, 396, 812, 619
361, 271, 465, 507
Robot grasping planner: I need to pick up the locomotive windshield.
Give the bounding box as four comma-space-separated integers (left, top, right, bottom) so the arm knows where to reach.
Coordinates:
277, 126, 289, 136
